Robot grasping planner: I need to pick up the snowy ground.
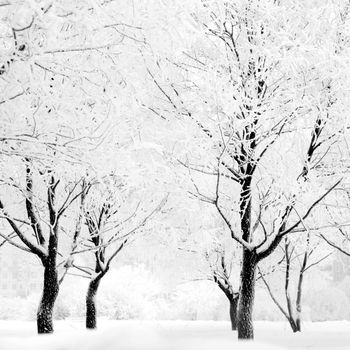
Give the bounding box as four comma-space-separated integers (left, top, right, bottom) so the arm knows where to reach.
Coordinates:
1, 319, 349, 350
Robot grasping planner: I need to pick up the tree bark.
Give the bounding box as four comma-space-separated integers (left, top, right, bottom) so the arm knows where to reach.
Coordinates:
237, 172, 257, 340
37, 191, 59, 335
37, 258, 59, 333
237, 249, 257, 340
229, 295, 239, 330
86, 276, 102, 329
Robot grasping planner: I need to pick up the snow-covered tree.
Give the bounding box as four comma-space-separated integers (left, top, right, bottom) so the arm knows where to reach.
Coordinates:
258, 232, 332, 332
0, 158, 91, 333
72, 175, 167, 329
140, 0, 349, 339
0, 0, 144, 333
177, 223, 241, 330
204, 243, 239, 330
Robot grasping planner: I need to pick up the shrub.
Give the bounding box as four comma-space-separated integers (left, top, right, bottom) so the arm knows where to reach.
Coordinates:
306, 287, 350, 321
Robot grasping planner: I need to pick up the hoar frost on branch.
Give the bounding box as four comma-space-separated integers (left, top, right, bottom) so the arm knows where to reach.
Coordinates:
140, 0, 350, 339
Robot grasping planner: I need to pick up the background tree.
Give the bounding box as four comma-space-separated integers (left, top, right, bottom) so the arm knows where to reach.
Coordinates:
205, 246, 239, 330
178, 226, 240, 330
58, 173, 167, 329
258, 233, 332, 332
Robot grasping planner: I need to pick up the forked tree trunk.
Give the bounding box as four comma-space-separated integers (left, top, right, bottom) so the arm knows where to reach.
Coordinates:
237, 249, 257, 340
86, 276, 102, 329
288, 316, 299, 333
37, 259, 59, 333
229, 295, 239, 330
286, 293, 301, 333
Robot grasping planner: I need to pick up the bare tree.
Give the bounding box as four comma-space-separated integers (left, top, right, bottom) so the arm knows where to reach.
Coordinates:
176, 222, 241, 330
258, 233, 332, 332
204, 248, 239, 330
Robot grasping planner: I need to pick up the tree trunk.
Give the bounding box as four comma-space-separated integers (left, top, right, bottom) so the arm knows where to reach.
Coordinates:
36, 176, 61, 334
237, 249, 257, 340
37, 262, 59, 334
295, 267, 305, 332
288, 317, 299, 333
86, 276, 102, 329
229, 295, 239, 331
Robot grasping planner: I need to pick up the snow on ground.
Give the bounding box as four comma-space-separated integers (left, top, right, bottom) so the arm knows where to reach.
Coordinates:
0, 320, 349, 350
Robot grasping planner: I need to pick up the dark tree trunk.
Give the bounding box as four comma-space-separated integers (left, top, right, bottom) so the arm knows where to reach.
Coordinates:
288, 317, 299, 333
239, 177, 252, 243
37, 257, 59, 333
85, 229, 108, 330
86, 276, 102, 329
237, 249, 257, 340
237, 173, 257, 340
229, 295, 239, 330
37, 176, 60, 334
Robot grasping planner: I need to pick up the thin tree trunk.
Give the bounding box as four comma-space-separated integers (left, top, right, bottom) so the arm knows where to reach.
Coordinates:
229, 295, 239, 330
37, 259, 59, 333
259, 266, 300, 333
295, 261, 306, 332
237, 249, 257, 340
286, 314, 298, 333
86, 276, 102, 329
295, 287, 303, 331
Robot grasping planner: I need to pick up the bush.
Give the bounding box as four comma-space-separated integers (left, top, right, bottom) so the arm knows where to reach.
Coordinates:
170, 282, 223, 321
112, 301, 140, 320
253, 289, 285, 321
98, 265, 163, 320
0, 294, 38, 320
306, 287, 350, 321
54, 298, 70, 320
56, 278, 87, 318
